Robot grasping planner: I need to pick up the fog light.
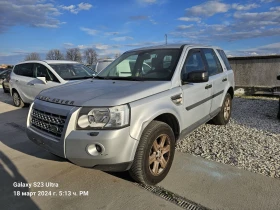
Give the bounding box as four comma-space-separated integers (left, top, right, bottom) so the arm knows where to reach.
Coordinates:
95, 144, 102, 153
86, 144, 104, 156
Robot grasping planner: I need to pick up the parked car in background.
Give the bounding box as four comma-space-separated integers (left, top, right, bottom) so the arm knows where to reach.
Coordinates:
277, 75, 280, 119
94, 59, 114, 73
10, 60, 95, 107
26, 44, 234, 185
1, 69, 12, 93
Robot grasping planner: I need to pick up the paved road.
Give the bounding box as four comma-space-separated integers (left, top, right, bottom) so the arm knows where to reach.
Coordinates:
0, 91, 180, 210
1, 90, 280, 210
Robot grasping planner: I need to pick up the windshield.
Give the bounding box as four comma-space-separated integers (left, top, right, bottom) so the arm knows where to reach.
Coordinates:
50, 63, 96, 80
96, 61, 113, 73
97, 49, 181, 81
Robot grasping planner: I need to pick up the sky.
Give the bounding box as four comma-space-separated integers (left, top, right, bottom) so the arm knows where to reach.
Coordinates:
0, 0, 280, 64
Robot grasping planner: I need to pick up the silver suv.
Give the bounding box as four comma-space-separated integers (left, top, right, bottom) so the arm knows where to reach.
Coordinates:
26, 44, 235, 185
10, 60, 95, 107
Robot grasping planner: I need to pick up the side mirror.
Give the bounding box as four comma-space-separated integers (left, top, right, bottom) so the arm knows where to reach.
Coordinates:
37, 77, 47, 84
182, 71, 209, 84
277, 75, 280, 80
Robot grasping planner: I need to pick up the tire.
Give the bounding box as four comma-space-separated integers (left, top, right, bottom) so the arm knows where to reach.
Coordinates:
2, 83, 8, 93
12, 91, 25, 108
212, 93, 232, 125
277, 98, 280, 120
129, 121, 175, 185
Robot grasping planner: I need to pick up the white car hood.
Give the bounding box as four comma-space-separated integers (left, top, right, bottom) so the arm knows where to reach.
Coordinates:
37, 79, 171, 106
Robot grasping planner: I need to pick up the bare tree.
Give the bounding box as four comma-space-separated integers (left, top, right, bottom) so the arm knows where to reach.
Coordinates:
25, 52, 41, 61
46, 49, 64, 60
84, 48, 98, 65
66, 48, 82, 62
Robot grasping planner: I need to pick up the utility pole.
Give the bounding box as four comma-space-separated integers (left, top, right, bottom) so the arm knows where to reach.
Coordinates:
165, 34, 167, 45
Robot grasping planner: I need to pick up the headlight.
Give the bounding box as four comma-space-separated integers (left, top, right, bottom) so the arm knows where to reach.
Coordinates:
76, 104, 130, 130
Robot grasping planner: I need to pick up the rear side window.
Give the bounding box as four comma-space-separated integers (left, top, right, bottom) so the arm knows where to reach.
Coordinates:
13, 65, 20, 75
201, 48, 223, 76
217, 49, 232, 70
13, 63, 34, 77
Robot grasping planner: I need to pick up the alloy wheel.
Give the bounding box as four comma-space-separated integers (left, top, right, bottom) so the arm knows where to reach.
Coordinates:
149, 134, 171, 176
224, 97, 231, 120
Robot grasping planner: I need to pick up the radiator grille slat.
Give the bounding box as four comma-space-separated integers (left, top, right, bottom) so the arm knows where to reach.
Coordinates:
31, 109, 67, 138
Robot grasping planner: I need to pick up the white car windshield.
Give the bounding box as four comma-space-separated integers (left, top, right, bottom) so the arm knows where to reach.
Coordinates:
97, 49, 181, 81
50, 63, 95, 80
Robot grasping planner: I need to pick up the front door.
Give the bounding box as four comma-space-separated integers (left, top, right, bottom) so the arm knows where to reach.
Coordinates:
30, 63, 60, 99
181, 49, 213, 130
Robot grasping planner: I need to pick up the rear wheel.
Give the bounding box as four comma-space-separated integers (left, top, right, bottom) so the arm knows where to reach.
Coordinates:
212, 93, 232, 125
129, 121, 175, 185
12, 91, 25, 108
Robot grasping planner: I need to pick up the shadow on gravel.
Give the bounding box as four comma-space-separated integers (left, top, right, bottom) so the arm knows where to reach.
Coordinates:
0, 107, 66, 163
0, 151, 40, 209
231, 97, 280, 135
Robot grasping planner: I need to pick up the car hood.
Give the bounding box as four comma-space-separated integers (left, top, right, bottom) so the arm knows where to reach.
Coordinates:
37, 79, 171, 106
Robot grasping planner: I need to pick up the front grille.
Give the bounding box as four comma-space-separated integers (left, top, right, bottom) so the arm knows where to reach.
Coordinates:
30, 109, 67, 138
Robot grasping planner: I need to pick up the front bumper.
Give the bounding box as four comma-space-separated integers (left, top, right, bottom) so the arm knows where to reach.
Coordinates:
26, 101, 139, 171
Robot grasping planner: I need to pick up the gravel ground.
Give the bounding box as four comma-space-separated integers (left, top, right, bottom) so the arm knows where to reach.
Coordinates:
176, 96, 280, 178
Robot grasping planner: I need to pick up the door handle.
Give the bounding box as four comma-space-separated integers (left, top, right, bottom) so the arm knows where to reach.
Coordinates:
205, 84, 212, 89
15, 80, 19, 82
222, 78, 227, 82
28, 83, 35, 86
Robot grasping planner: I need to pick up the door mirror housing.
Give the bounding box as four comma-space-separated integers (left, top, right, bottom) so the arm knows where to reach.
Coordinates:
182, 71, 209, 84
37, 77, 47, 84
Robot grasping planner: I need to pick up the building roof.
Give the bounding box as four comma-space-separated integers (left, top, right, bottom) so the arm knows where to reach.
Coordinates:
228, 55, 280, 60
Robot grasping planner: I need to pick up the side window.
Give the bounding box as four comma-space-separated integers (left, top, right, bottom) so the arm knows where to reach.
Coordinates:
181, 49, 205, 78
33, 63, 59, 83
13, 65, 20, 75
202, 48, 223, 76
217, 49, 232, 70
19, 63, 34, 77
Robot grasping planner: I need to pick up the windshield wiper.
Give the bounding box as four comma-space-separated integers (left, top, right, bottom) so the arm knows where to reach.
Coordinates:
64, 76, 93, 80
94, 76, 107, 79
106, 77, 144, 81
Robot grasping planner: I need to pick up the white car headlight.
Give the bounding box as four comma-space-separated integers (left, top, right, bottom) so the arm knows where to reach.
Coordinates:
76, 105, 130, 130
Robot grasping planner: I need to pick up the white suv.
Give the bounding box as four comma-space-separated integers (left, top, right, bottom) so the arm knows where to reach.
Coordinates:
10, 60, 95, 107
26, 44, 234, 185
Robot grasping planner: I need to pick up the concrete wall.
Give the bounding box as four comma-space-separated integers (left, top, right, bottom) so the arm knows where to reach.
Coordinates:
228, 56, 280, 95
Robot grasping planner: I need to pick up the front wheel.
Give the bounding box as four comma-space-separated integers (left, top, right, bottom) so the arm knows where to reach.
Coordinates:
212, 93, 232, 125
129, 121, 175, 185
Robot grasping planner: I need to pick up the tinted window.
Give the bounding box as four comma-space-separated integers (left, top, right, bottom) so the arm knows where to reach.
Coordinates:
217, 49, 232, 70
202, 49, 223, 76
181, 49, 205, 78
33, 63, 59, 83
50, 64, 93, 80
15, 63, 34, 77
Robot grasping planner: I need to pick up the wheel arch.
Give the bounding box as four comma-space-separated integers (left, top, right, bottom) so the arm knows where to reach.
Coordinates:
227, 86, 234, 98
153, 113, 180, 141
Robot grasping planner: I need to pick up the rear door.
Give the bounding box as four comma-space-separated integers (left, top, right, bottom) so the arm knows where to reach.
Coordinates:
12, 63, 34, 102
201, 48, 227, 117
30, 63, 61, 99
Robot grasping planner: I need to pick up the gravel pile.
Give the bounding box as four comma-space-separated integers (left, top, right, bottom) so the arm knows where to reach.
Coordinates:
176, 96, 280, 178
